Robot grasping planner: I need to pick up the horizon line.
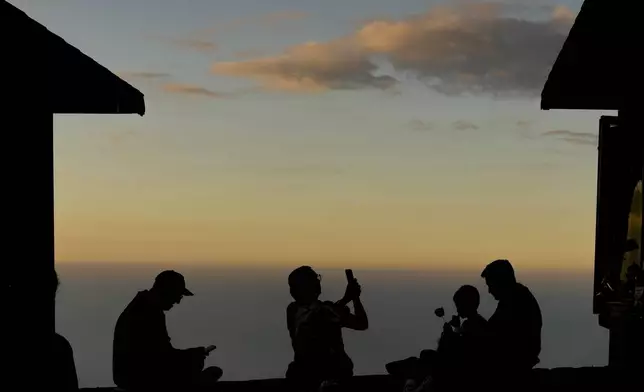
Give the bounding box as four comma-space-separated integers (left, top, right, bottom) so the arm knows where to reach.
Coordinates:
54, 259, 595, 275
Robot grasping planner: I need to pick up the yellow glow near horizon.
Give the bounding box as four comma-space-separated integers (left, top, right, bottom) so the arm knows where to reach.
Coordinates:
55, 185, 597, 271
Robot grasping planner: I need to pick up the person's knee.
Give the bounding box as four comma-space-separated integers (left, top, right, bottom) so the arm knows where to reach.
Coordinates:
203, 366, 223, 382
419, 349, 436, 361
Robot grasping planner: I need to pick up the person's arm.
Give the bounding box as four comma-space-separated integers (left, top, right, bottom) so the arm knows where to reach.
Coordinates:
437, 322, 458, 354
148, 314, 205, 366
286, 303, 297, 344
56, 334, 79, 391
337, 280, 369, 330
350, 297, 369, 330
67, 344, 79, 391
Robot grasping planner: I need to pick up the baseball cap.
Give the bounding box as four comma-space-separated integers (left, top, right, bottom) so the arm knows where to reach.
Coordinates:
154, 270, 194, 296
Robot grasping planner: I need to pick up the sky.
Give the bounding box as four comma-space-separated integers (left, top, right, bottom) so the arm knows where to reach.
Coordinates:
13, 0, 618, 271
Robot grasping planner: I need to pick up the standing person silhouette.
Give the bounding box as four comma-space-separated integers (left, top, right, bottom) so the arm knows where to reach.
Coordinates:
112, 270, 222, 392
481, 259, 542, 389
285, 266, 368, 392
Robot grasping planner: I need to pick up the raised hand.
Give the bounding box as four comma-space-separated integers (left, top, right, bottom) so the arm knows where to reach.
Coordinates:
343, 279, 362, 302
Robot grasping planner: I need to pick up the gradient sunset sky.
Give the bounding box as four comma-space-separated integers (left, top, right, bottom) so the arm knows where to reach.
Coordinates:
15, 0, 616, 270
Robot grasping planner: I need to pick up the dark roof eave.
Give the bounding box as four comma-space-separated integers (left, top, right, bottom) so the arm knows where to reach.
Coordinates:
4, 1, 146, 116
541, 94, 624, 111
540, 0, 633, 112
47, 29, 146, 116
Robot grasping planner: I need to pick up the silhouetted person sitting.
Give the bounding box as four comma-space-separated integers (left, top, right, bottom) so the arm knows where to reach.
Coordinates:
481, 259, 542, 387
436, 285, 488, 372
113, 270, 222, 392
285, 266, 368, 392
388, 285, 488, 392
53, 270, 79, 392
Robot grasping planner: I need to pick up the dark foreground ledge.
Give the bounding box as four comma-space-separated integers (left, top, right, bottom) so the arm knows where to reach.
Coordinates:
80, 367, 639, 392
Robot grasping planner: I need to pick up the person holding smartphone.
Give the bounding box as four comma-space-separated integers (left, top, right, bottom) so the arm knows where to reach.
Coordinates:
112, 270, 222, 392
285, 266, 369, 391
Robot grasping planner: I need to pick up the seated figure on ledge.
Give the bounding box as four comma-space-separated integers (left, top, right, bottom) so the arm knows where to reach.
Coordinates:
285, 266, 369, 392
112, 270, 222, 392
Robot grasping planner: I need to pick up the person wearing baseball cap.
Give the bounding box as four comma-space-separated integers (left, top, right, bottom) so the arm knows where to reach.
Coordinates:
153, 270, 195, 306
113, 270, 222, 391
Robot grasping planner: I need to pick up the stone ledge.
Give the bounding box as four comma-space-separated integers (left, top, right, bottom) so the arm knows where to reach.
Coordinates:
80, 367, 639, 391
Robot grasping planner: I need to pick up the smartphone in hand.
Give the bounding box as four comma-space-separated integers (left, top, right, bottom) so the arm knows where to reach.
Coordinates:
345, 269, 354, 282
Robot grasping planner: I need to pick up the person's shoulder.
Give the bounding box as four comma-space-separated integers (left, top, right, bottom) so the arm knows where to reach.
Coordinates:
517, 283, 540, 303
54, 333, 73, 354
54, 332, 69, 344
122, 291, 162, 325
120, 291, 148, 314
514, 283, 535, 301
516, 282, 533, 294
133, 290, 150, 303
472, 314, 488, 324
514, 283, 542, 315
464, 314, 488, 330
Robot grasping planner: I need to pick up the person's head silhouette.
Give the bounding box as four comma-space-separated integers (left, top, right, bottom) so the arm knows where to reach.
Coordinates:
481, 259, 516, 301
288, 266, 321, 302
150, 270, 194, 311
453, 285, 480, 318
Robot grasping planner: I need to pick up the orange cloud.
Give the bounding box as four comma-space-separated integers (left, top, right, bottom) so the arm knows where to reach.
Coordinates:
213, 38, 396, 92
162, 83, 229, 98
211, 3, 574, 95
552, 5, 576, 23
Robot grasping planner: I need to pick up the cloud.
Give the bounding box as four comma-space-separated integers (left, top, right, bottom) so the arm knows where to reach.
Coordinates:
119, 73, 238, 99
542, 130, 598, 146
211, 2, 573, 95
551, 5, 576, 22
452, 120, 480, 131
119, 71, 170, 79
407, 120, 435, 131
212, 38, 397, 92
162, 83, 230, 98
169, 38, 217, 52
